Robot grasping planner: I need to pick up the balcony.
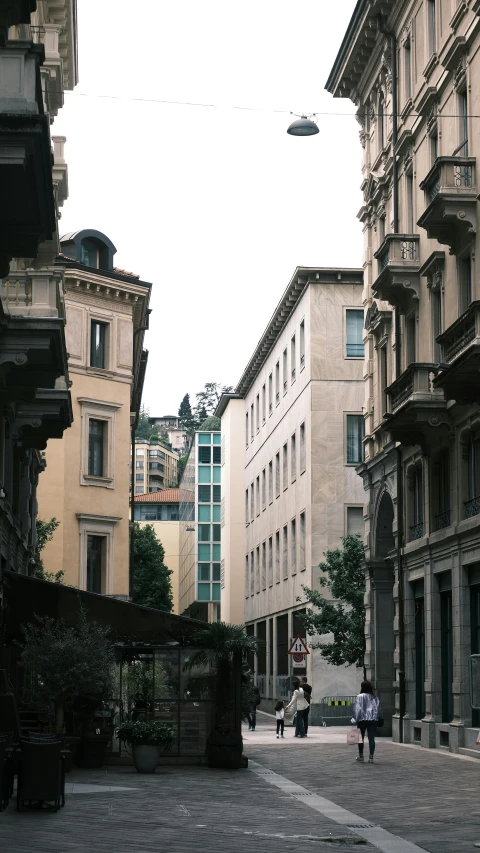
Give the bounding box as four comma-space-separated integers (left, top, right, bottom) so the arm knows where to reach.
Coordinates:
435, 509, 452, 531
409, 522, 425, 542
465, 497, 480, 520
384, 363, 448, 446
2, 269, 65, 318
434, 301, 480, 403
0, 37, 55, 273
13, 388, 73, 450
418, 157, 477, 254
373, 234, 421, 311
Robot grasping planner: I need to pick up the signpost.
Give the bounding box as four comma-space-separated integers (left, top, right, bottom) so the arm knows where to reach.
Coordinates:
288, 636, 309, 668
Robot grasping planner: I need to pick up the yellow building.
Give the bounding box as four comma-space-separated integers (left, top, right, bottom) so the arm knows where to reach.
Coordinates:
37, 229, 151, 597
133, 439, 179, 494
133, 489, 180, 613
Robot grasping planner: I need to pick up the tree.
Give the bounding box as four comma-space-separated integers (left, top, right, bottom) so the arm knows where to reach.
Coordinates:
33, 518, 64, 583
177, 453, 188, 485
300, 535, 366, 675
193, 382, 233, 423
132, 523, 173, 612
21, 605, 114, 734
158, 429, 171, 449
135, 406, 159, 441
178, 393, 196, 435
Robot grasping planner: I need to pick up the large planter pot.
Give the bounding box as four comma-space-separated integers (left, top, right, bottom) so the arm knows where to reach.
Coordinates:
132, 744, 160, 774
74, 735, 110, 769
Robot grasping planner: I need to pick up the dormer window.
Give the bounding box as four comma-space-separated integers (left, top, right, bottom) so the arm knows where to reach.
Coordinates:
81, 239, 99, 268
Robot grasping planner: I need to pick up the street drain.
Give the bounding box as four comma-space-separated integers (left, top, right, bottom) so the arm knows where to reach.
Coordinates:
345, 824, 378, 829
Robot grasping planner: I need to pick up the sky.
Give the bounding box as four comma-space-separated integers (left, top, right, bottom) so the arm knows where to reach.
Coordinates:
53, 0, 362, 416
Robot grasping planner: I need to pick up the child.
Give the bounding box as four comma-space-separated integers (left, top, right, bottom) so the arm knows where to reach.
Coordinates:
275, 700, 285, 738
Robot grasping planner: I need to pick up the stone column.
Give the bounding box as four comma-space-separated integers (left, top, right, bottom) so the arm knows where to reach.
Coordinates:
422, 561, 441, 748
450, 553, 469, 750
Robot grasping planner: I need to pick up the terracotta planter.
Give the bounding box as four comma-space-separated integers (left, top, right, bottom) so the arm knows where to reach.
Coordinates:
132, 744, 160, 773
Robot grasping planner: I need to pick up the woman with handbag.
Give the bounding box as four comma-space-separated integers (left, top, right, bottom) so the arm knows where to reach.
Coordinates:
351, 680, 383, 763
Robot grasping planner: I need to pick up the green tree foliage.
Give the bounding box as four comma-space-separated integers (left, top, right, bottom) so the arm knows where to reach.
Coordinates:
132, 523, 173, 612
33, 518, 64, 583
178, 393, 196, 435
21, 605, 114, 733
135, 406, 159, 441
193, 382, 233, 424
177, 453, 188, 486
300, 535, 366, 672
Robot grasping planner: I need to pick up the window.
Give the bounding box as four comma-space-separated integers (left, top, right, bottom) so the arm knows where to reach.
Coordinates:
406, 312, 416, 366
262, 468, 266, 510
282, 525, 288, 578
268, 536, 273, 586
245, 413, 249, 447
378, 215, 385, 244
245, 488, 249, 521
432, 286, 442, 361
88, 420, 105, 476
299, 511, 306, 570
256, 394, 260, 433
415, 591, 426, 719
471, 584, 480, 727
430, 131, 438, 165
283, 443, 288, 490
275, 452, 280, 498
268, 373, 273, 415
275, 360, 280, 405
275, 530, 280, 582
135, 460, 144, 469
433, 449, 450, 530
379, 345, 388, 417
291, 335, 296, 383
406, 171, 414, 234
86, 535, 104, 593
198, 485, 211, 502
346, 309, 364, 358
459, 89, 468, 155
90, 321, 106, 369
135, 474, 144, 482
467, 435, 480, 509
256, 476, 260, 516
427, 0, 436, 56
300, 320, 305, 369
250, 483, 254, 521
250, 550, 254, 596
404, 38, 412, 103
81, 239, 99, 268
262, 384, 266, 424
346, 506, 364, 537
300, 422, 306, 473
291, 432, 296, 482
213, 446, 221, 464
250, 404, 254, 440
378, 94, 384, 150
198, 446, 211, 463
291, 518, 296, 574
346, 415, 365, 464
261, 541, 266, 589
245, 554, 249, 598
255, 546, 260, 594
268, 460, 273, 504
283, 348, 288, 394
459, 252, 472, 313
410, 465, 424, 540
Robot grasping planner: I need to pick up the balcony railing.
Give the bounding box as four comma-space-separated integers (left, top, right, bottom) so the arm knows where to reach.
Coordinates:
435, 510, 451, 530
434, 302, 480, 403
387, 363, 441, 414
421, 156, 475, 202
437, 301, 480, 364
409, 522, 425, 541
2, 270, 65, 319
465, 497, 480, 519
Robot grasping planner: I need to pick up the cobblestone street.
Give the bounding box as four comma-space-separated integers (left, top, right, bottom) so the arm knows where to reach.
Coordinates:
2, 714, 479, 853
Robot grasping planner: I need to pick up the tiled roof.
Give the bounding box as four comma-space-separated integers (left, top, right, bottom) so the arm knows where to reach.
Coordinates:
56, 253, 140, 279
134, 488, 180, 503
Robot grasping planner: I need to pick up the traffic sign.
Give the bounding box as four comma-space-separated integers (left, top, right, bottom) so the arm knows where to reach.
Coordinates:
288, 635, 309, 655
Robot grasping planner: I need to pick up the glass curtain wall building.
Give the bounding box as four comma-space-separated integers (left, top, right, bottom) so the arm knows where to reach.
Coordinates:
179, 430, 222, 621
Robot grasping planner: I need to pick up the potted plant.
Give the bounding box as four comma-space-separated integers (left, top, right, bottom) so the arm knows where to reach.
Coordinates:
117, 720, 174, 773
184, 622, 259, 770
21, 605, 114, 768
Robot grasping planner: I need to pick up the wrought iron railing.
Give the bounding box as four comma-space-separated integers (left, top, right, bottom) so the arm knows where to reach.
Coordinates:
389, 375, 414, 412
454, 163, 473, 188
439, 303, 478, 363
465, 496, 480, 519
400, 240, 417, 260
409, 522, 425, 541
435, 510, 451, 530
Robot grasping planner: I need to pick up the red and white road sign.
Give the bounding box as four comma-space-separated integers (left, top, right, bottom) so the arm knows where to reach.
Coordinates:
288, 635, 309, 655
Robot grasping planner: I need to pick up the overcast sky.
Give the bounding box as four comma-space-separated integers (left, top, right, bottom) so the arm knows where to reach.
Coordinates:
53, 0, 362, 416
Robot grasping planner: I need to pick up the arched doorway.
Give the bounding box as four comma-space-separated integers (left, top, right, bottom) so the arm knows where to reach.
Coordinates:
371, 490, 395, 734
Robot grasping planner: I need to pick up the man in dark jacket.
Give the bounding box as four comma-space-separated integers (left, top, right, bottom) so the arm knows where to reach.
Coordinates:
301, 676, 312, 735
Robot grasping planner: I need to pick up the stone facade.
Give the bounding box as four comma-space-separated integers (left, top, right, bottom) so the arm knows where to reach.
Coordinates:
133, 439, 179, 493
327, 0, 480, 754
37, 231, 151, 597
218, 267, 366, 719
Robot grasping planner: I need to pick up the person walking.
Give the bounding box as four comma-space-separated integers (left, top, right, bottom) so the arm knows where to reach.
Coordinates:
352, 680, 382, 763
300, 676, 312, 736
286, 680, 308, 738
248, 684, 261, 731
275, 700, 285, 738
